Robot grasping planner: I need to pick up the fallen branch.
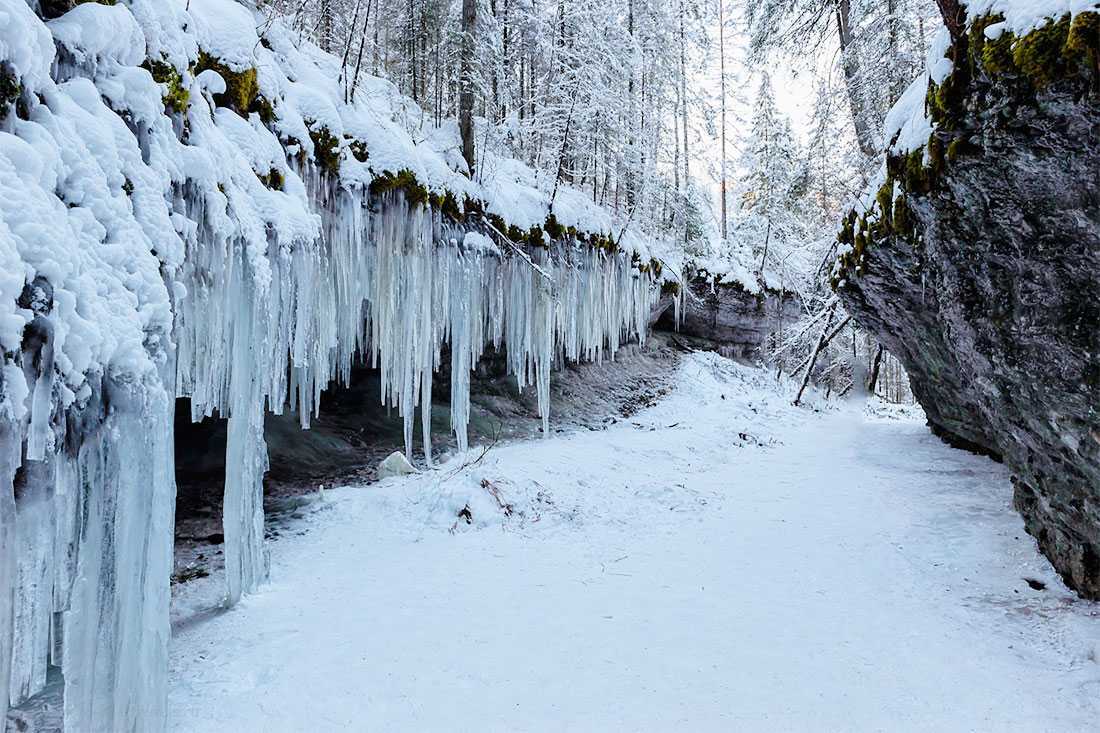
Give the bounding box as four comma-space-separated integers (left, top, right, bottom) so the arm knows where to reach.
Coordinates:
480, 215, 555, 286
791, 314, 851, 377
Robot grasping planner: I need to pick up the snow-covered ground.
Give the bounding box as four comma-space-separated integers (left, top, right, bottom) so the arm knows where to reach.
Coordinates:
168, 352, 1100, 731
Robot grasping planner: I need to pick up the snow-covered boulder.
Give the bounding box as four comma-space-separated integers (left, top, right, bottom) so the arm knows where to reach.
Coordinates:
377, 451, 418, 480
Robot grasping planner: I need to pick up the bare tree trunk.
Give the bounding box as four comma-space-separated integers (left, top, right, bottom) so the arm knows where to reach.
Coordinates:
795, 304, 838, 406
836, 0, 877, 160
935, 0, 966, 45
350, 0, 375, 102
460, 0, 477, 176
549, 79, 582, 211
679, 0, 690, 190
718, 0, 728, 240
867, 344, 885, 394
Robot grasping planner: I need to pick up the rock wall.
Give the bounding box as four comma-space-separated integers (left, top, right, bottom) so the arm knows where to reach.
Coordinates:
656, 279, 801, 359
834, 12, 1100, 597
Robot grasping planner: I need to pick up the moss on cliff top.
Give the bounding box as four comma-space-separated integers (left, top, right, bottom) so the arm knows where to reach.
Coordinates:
833, 11, 1100, 289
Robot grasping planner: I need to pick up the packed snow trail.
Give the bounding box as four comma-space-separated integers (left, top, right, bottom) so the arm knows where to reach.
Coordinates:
169, 353, 1100, 731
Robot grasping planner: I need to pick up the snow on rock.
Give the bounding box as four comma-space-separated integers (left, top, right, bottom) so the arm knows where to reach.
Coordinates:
48, 3, 146, 69
0, 1, 53, 89
0, 0, 665, 730
884, 1, 1100, 159
377, 451, 418, 481
964, 0, 1100, 34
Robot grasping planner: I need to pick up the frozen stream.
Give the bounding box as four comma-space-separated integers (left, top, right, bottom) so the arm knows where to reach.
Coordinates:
168, 352, 1100, 731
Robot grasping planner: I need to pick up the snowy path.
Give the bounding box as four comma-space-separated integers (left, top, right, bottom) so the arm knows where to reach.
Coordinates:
169, 354, 1100, 732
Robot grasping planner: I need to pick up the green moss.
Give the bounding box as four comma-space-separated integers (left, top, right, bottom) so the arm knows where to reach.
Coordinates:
252, 95, 276, 125
258, 168, 285, 191
306, 122, 341, 174
464, 196, 485, 217
1012, 15, 1072, 87
143, 58, 189, 114
526, 225, 546, 248
194, 52, 259, 116
122, 178, 134, 196
1067, 12, 1100, 77
590, 233, 619, 254
946, 137, 962, 162
486, 213, 506, 234
544, 214, 565, 240
875, 183, 895, 229
438, 191, 461, 220
369, 169, 429, 207
978, 17, 1017, 76
927, 135, 946, 177
660, 281, 680, 297
966, 11, 1100, 88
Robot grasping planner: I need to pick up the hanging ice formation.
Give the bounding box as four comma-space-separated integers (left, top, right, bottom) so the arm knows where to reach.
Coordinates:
0, 0, 668, 730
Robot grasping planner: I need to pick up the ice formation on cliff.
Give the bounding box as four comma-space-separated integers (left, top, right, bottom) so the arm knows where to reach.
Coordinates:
0, 0, 667, 728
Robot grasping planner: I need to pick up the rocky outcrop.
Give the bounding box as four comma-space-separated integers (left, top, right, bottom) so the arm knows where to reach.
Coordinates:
656, 279, 801, 359
834, 12, 1100, 597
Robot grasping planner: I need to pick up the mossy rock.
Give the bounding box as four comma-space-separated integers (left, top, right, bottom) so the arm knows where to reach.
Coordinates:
428, 190, 462, 221
252, 95, 276, 125
526, 225, 546, 248
837, 12, 1100, 286
346, 137, 369, 163
305, 122, 341, 174
369, 169, 429, 207
544, 214, 565, 240
463, 196, 485, 216
142, 58, 189, 115
194, 51, 260, 117
1012, 15, 1073, 87
0, 64, 20, 122
486, 213, 506, 234
257, 168, 285, 191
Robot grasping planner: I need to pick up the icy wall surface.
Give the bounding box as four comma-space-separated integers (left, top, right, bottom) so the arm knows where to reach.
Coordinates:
0, 0, 664, 729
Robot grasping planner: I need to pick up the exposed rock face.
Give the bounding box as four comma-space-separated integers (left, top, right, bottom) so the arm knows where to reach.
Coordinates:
835, 13, 1100, 597
656, 280, 801, 359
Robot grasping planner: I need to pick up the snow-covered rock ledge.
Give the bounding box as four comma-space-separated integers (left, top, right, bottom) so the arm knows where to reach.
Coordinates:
0, 1, 674, 728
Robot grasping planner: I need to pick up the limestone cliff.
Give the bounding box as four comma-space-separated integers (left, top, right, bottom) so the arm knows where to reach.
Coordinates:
834, 10, 1100, 596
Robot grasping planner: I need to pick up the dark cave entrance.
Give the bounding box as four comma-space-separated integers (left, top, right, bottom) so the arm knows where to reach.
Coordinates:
170, 355, 511, 575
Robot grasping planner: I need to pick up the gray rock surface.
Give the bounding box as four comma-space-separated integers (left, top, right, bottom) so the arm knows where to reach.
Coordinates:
835, 19, 1100, 597
657, 280, 801, 359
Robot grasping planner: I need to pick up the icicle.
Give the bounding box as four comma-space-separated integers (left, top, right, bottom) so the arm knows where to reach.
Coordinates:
0, 418, 19, 728
8, 457, 54, 707
222, 250, 269, 606
60, 379, 174, 732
